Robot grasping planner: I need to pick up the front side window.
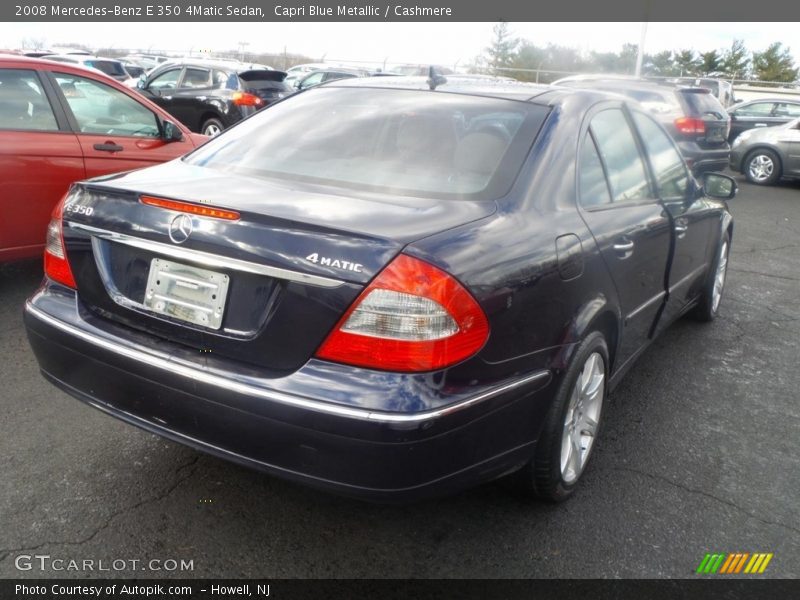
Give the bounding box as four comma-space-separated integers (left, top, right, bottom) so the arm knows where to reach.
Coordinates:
632, 111, 689, 202
148, 68, 181, 91
55, 74, 160, 137
733, 102, 775, 117
589, 109, 651, 204
186, 87, 549, 201
0, 69, 58, 131
299, 72, 324, 89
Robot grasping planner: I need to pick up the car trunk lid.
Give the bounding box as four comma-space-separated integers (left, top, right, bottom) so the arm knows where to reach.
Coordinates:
60, 160, 496, 373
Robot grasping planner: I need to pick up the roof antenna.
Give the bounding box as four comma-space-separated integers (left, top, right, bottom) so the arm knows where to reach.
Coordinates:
427, 65, 447, 90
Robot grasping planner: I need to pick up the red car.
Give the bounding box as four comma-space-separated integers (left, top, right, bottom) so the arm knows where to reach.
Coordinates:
0, 55, 207, 262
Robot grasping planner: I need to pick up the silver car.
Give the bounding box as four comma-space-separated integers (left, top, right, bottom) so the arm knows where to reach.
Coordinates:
729, 118, 800, 185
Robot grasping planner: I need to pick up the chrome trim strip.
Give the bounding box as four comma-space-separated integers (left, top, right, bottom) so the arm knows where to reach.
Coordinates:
26, 302, 550, 424
668, 264, 708, 295
69, 222, 344, 289
625, 290, 666, 322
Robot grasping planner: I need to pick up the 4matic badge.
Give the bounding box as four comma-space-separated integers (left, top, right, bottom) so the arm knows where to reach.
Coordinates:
305, 253, 363, 273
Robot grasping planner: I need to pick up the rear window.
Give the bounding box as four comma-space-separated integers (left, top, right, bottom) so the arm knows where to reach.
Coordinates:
85, 60, 126, 77
185, 87, 549, 201
618, 88, 680, 115
564, 82, 680, 115
678, 89, 728, 119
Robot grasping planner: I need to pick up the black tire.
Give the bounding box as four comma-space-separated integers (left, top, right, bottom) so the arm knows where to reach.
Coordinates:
693, 231, 731, 322
744, 148, 781, 186
514, 331, 609, 502
200, 117, 225, 137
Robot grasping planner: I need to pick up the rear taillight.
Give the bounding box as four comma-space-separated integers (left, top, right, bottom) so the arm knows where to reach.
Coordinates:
44, 194, 77, 289
316, 254, 489, 372
674, 117, 706, 135
232, 91, 264, 107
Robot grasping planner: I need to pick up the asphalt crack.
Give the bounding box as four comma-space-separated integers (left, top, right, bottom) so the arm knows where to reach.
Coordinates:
731, 243, 800, 254
728, 267, 800, 282
611, 466, 800, 538
0, 454, 201, 565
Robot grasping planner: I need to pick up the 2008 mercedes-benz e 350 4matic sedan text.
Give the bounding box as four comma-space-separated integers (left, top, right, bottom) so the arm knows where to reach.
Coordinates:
24, 76, 736, 502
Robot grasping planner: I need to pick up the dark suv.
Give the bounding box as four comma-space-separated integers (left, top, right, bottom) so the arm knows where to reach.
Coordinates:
137, 59, 291, 136
554, 76, 731, 174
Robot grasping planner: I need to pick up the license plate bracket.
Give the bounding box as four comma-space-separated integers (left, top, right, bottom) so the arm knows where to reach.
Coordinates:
143, 258, 229, 330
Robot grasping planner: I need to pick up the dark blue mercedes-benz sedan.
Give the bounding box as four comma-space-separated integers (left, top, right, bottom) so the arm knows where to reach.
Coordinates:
24, 76, 736, 502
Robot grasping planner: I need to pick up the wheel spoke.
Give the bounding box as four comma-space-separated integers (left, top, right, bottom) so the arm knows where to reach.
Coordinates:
569, 434, 583, 473
564, 385, 579, 426
581, 415, 598, 438
580, 354, 597, 394
584, 369, 604, 399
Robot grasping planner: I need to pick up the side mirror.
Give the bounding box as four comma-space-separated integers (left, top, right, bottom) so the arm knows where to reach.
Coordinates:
136, 74, 146, 89
162, 120, 184, 142
703, 172, 737, 200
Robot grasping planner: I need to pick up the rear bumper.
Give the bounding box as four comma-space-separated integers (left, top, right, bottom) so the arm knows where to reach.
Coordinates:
677, 142, 730, 175
24, 284, 553, 502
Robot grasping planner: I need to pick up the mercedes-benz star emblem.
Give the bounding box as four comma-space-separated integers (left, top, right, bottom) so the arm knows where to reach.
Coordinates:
168, 214, 193, 244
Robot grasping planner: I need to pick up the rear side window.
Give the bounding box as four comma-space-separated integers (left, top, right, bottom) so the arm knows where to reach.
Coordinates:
182, 68, 210, 88
679, 90, 727, 119
0, 69, 58, 131
774, 102, 800, 118
186, 87, 549, 201
55, 73, 160, 137
632, 111, 689, 202
578, 134, 612, 208
589, 109, 651, 204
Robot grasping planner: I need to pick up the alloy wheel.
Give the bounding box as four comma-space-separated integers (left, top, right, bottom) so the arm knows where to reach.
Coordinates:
560, 351, 605, 484
748, 154, 774, 183
204, 123, 222, 136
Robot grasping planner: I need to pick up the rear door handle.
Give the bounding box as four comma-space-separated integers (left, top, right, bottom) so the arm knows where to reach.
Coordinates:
613, 240, 634, 253
93, 142, 124, 152
675, 222, 688, 238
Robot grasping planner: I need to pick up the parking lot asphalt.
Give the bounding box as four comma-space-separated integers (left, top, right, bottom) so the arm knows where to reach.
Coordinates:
0, 177, 798, 579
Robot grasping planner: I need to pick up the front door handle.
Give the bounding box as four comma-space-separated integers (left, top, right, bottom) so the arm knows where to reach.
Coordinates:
93, 142, 124, 152
674, 223, 688, 238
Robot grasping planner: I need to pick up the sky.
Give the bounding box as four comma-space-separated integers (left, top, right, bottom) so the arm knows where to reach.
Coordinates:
1, 22, 797, 68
